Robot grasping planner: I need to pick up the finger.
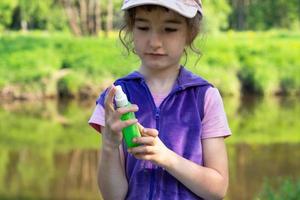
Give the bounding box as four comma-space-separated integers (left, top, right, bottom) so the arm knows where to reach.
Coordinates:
114, 104, 139, 119
104, 85, 116, 113
111, 118, 138, 132
136, 122, 145, 133
102, 125, 123, 139
128, 146, 154, 154
141, 128, 159, 137
136, 122, 145, 136
133, 136, 155, 146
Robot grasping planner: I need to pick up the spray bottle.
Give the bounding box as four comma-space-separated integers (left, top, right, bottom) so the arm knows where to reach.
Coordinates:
115, 85, 141, 148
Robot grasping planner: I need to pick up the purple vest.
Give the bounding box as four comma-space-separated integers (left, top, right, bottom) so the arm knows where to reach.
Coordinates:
97, 67, 212, 200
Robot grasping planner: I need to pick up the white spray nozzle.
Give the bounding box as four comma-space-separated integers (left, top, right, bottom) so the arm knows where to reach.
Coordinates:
115, 85, 129, 107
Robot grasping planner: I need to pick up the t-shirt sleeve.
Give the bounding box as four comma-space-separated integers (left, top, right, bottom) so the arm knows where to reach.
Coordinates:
201, 87, 231, 139
88, 88, 108, 133
88, 104, 105, 133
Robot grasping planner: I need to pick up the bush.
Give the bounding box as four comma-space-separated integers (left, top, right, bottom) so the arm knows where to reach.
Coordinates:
1, 31, 300, 98
256, 178, 300, 200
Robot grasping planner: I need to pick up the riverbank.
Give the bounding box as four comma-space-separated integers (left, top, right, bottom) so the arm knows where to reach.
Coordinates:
1, 31, 300, 100
1, 95, 300, 146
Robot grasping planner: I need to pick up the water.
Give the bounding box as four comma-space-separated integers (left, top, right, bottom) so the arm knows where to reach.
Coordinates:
0, 96, 299, 200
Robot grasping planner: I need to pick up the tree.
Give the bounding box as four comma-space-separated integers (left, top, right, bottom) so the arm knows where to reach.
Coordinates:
228, 0, 300, 30
0, 0, 18, 31
106, 0, 113, 32
60, 0, 102, 36
8, 0, 65, 31
202, 0, 232, 32
228, 0, 248, 30
18, 0, 53, 31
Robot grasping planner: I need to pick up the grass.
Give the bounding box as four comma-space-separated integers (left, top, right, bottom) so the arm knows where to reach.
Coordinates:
256, 177, 300, 200
0, 30, 300, 98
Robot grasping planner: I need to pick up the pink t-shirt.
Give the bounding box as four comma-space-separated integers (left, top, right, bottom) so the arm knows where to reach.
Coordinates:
88, 87, 231, 139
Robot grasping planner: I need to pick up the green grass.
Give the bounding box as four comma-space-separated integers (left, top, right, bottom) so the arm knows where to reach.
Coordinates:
256, 177, 300, 200
0, 30, 300, 97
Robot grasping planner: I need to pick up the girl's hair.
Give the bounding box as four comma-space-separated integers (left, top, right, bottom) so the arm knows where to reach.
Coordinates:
119, 5, 203, 64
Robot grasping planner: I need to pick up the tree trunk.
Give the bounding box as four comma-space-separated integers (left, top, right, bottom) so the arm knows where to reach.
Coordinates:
87, 0, 100, 35
229, 0, 247, 30
19, 3, 28, 32
87, 0, 94, 34
298, 0, 300, 22
21, 20, 28, 32
237, 0, 245, 30
106, 0, 113, 33
79, 0, 88, 35
61, 0, 82, 36
95, 0, 101, 33
61, 0, 101, 36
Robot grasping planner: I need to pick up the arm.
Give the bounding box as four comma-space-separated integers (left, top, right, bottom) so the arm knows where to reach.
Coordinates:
129, 128, 229, 200
164, 137, 229, 200
97, 85, 139, 200
98, 126, 128, 200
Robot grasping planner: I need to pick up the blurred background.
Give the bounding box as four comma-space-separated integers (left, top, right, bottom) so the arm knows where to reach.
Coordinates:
0, 0, 299, 199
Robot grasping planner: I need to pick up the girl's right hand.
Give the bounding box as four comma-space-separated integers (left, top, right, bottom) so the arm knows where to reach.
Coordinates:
103, 85, 139, 149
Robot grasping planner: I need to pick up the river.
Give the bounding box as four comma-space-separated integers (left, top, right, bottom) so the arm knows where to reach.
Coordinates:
0, 96, 299, 200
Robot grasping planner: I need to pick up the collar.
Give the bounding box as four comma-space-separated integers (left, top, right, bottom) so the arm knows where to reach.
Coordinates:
116, 66, 211, 91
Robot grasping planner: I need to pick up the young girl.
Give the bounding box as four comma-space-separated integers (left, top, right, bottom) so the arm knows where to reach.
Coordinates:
89, 0, 231, 199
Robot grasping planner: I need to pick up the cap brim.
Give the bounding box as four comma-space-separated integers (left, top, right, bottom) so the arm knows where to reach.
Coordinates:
121, 0, 201, 18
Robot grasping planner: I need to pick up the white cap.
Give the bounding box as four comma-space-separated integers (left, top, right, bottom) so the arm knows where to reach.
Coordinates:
115, 85, 129, 107
121, 0, 203, 18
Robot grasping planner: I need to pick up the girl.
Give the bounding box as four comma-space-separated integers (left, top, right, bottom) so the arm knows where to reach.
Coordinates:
89, 0, 231, 199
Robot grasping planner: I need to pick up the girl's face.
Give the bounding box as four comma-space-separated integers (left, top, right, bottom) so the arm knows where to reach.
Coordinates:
133, 6, 188, 71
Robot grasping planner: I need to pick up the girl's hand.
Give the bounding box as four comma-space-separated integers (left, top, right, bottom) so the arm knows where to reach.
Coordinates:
103, 85, 139, 149
128, 123, 172, 167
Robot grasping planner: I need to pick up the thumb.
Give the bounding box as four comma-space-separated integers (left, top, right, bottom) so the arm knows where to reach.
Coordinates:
143, 128, 159, 137
137, 122, 145, 133
137, 122, 159, 137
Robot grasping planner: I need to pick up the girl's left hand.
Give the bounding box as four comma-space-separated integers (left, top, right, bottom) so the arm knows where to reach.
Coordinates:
127, 123, 172, 167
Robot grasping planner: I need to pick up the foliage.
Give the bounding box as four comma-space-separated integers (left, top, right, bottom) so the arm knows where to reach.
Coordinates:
256, 178, 300, 200
202, 0, 232, 33
228, 0, 300, 30
0, 0, 17, 31
0, 0, 298, 33
1, 31, 300, 97
249, 0, 300, 30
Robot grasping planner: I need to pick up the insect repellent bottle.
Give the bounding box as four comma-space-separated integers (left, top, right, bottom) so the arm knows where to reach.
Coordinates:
115, 85, 141, 148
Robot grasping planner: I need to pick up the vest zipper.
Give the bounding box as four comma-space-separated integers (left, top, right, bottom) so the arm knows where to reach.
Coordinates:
141, 81, 182, 200
141, 81, 157, 200
155, 109, 160, 130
